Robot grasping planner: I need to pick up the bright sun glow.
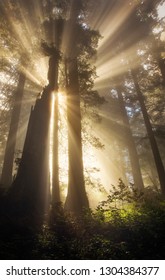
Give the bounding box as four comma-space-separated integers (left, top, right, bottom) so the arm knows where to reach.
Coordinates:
49, 92, 55, 195
48, 90, 109, 206
1, 0, 159, 207
49, 91, 68, 200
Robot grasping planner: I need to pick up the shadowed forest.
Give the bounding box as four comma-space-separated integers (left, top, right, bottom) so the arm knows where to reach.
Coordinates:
0, 0, 165, 260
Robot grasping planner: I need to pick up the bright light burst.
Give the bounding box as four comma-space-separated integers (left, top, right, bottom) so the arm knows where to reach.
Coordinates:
58, 92, 68, 189
48, 91, 110, 205
49, 91, 68, 200
1, 0, 159, 205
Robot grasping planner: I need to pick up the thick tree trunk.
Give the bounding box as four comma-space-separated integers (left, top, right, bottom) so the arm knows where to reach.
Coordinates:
117, 87, 144, 190
65, 58, 89, 214
131, 69, 165, 195
9, 53, 60, 216
1, 72, 26, 187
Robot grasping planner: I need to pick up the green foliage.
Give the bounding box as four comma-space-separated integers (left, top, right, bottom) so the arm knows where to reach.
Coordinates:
32, 196, 165, 259
1, 181, 165, 259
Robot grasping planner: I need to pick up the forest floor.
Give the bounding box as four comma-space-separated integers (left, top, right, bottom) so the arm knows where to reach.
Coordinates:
0, 197, 165, 260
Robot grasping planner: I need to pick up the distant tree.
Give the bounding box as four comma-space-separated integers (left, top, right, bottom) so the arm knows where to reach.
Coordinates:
116, 84, 144, 190
1, 70, 26, 187
131, 67, 165, 195
0, 4, 27, 188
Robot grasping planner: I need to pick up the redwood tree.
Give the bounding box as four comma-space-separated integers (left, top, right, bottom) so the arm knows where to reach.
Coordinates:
117, 85, 144, 190
131, 68, 165, 195
64, 0, 99, 214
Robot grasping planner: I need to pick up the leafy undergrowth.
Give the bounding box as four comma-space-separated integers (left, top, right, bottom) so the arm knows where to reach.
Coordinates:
0, 182, 165, 260
33, 202, 165, 260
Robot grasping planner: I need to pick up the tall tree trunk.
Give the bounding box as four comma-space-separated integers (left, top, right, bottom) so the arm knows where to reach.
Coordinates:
1, 72, 26, 187
117, 87, 144, 190
10, 86, 51, 216
10, 50, 60, 216
131, 68, 165, 195
65, 58, 89, 214
48, 53, 60, 205
52, 93, 60, 204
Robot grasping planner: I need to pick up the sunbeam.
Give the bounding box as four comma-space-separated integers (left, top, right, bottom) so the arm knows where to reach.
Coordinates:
0, 0, 165, 261
96, 1, 138, 49
49, 91, 68, 201
49, 92, 55, 195
1, 0, 164, 210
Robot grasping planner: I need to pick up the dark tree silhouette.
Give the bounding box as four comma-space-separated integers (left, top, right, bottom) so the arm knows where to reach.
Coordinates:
1, 71, 26, 187
10, 85, 51, 215
65, 58, 89, 214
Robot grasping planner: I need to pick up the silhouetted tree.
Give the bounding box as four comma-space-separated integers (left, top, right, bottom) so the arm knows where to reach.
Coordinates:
63, 0, 100, 214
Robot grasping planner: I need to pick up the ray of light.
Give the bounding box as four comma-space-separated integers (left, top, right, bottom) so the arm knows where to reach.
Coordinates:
49, 92, 55, 195
48, 91, 113, 205
1, 2, 31, 53
0, 0, 152, 206
58, 92, 68, 189
89, 125, 127, 186
21, 61, 47, 87
0, 0, 48, 86
95, 42, 143, 90
49, 91, 68, 200
97, 2, 138, 50
88, 1, 138, 51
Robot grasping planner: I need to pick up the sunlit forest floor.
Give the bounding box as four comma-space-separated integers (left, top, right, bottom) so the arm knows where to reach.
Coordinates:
0, 186, 165, 260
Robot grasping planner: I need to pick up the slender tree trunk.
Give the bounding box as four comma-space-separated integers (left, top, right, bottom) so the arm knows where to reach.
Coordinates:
1, 72, 26, 187
52, 93, 60, 204
47, 48, 61, 206
117, 87, 144, 190
158, 57, 165, 86
131, 68, 165, 195
65, 58, 89, 214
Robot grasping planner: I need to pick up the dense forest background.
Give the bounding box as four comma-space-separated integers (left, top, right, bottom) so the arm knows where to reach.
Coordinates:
0, 0, 165, 260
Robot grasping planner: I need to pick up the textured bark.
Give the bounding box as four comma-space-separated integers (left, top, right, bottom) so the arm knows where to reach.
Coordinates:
63, 0, 89, 214
117, 87, 144, 190
65, 59, 89, 214
1, 72, 26, 187
131, 68, 165, 195
9, 51, 61, 215
11, 86, 51, 214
